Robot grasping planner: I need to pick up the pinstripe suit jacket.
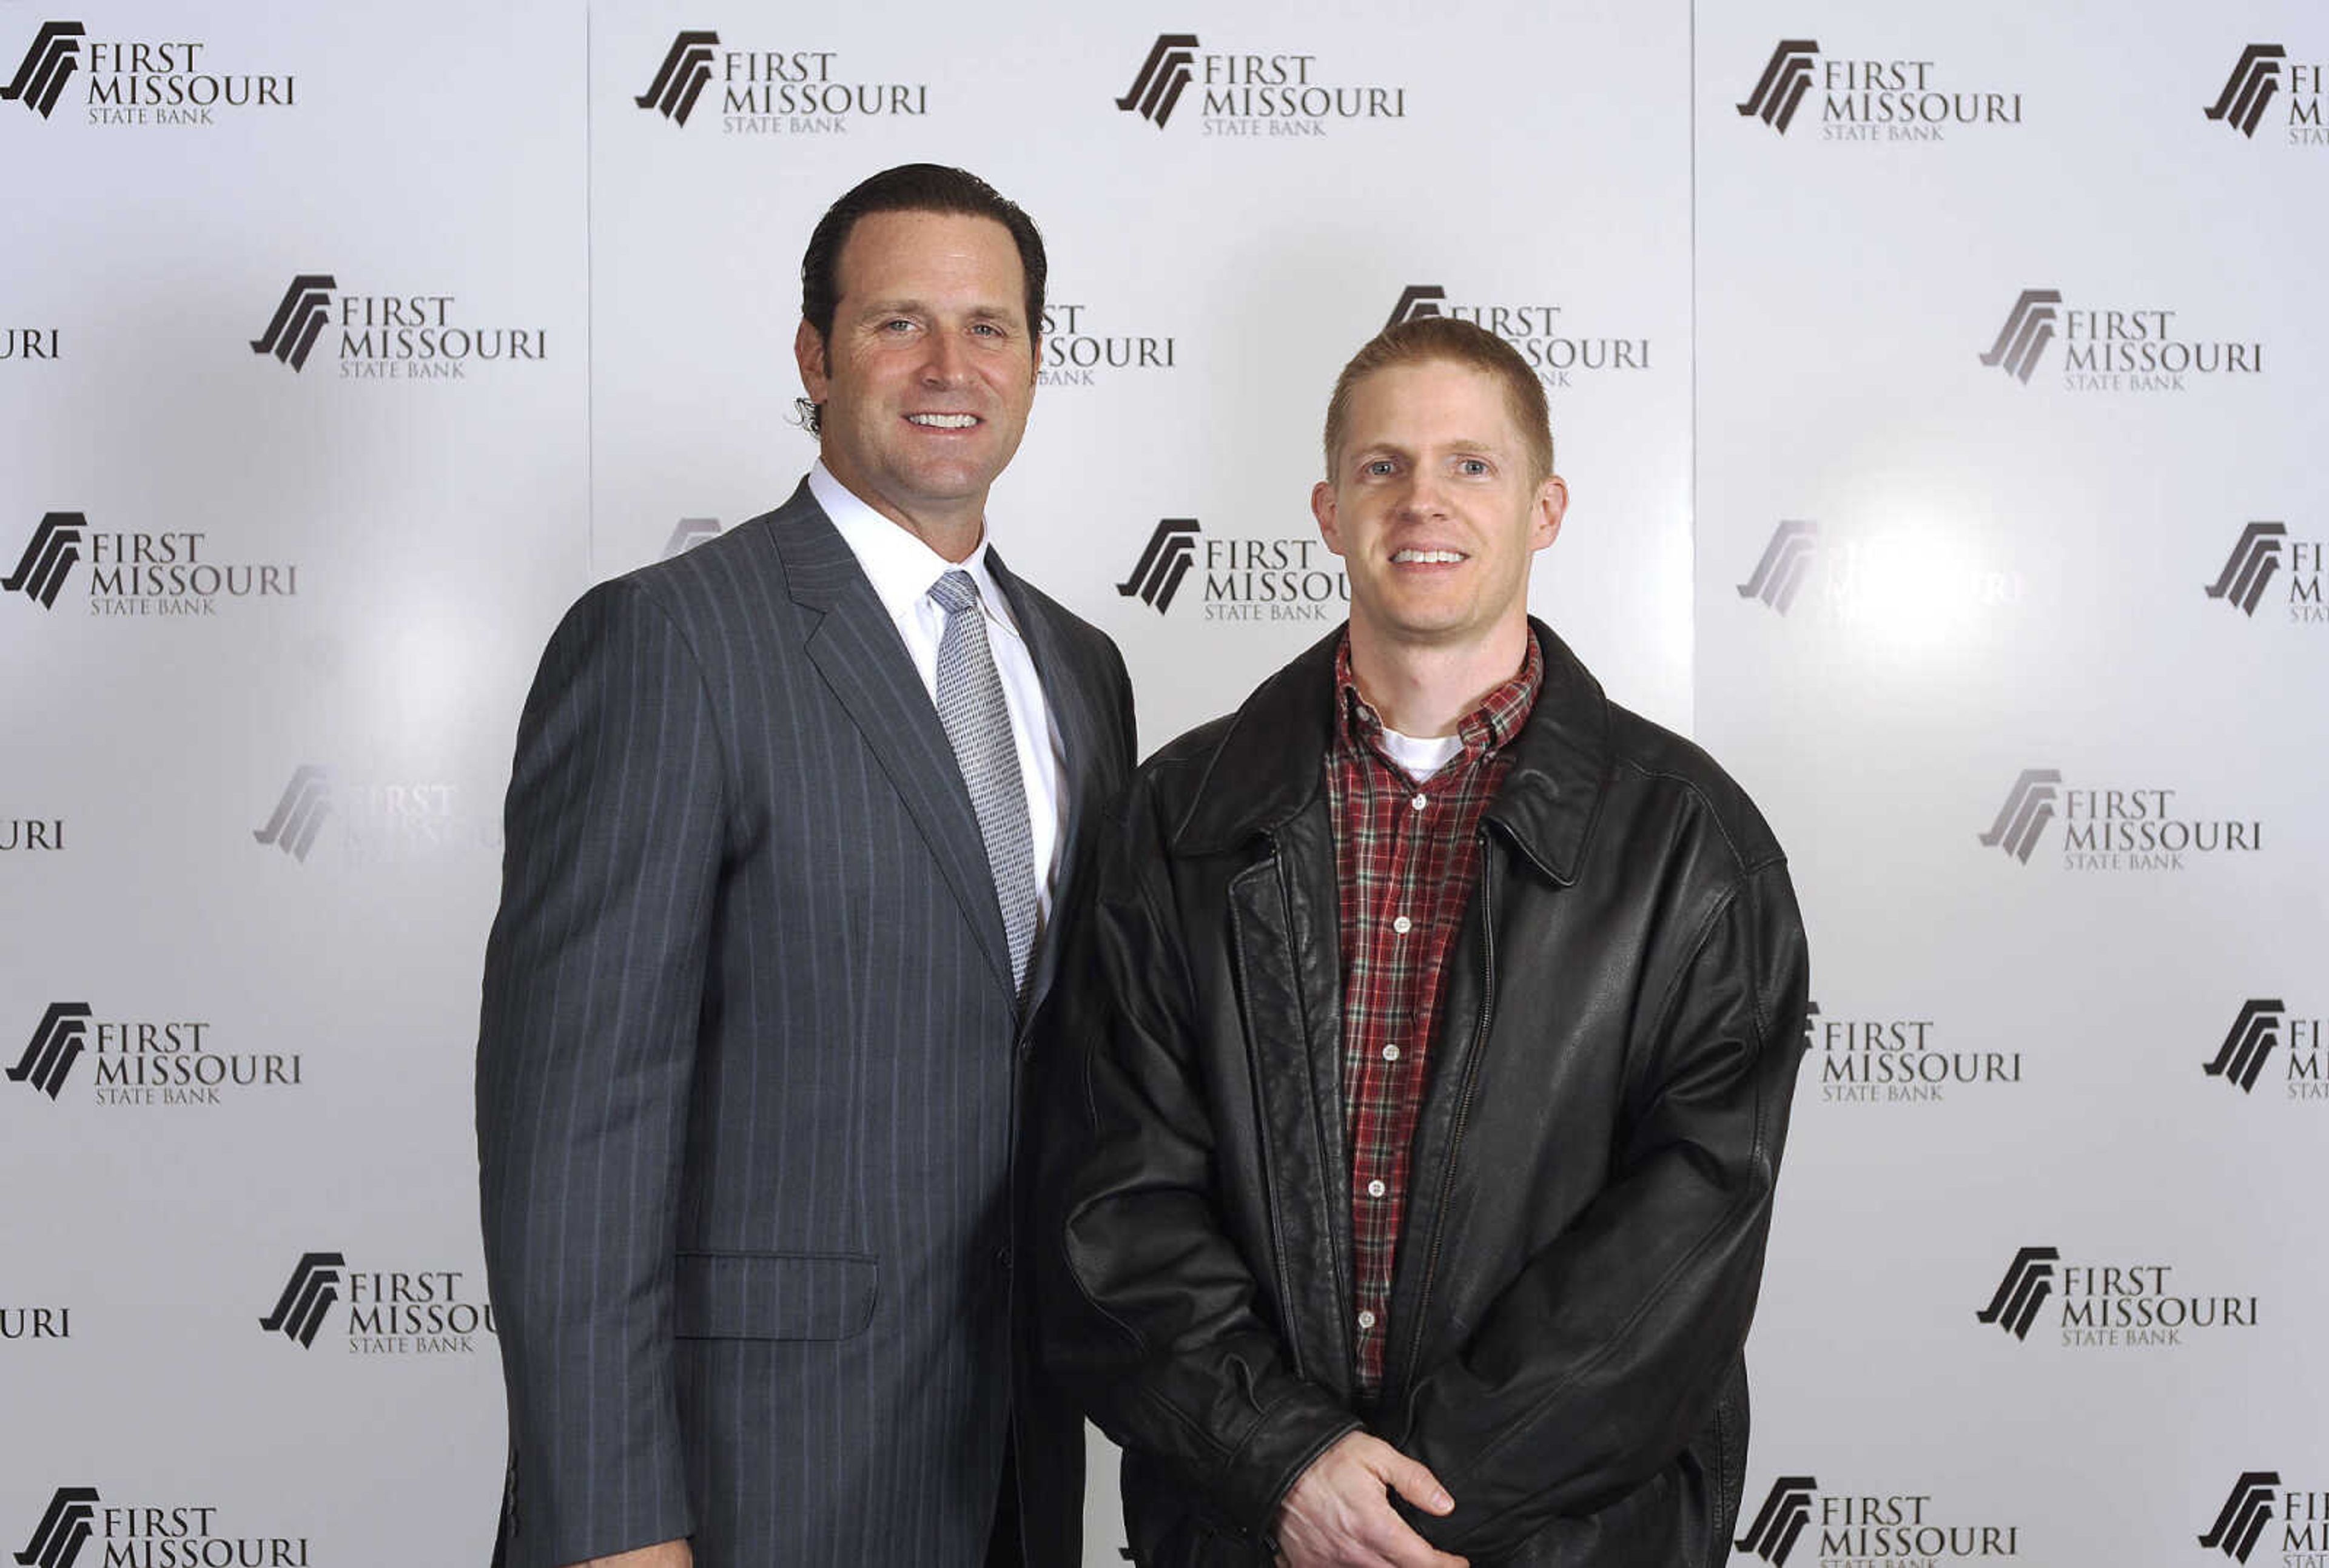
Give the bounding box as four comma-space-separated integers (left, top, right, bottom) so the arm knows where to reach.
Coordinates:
477, 480, 1135, 1568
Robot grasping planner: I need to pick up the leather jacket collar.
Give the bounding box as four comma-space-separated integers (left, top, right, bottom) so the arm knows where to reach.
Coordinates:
1166, 617, 1611, 887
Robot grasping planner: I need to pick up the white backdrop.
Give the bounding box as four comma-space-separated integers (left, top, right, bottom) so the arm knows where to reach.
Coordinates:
2, 2, 2322, 1564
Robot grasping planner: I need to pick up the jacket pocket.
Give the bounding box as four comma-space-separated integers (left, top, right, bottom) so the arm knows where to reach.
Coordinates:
671, 1250, 878, 1341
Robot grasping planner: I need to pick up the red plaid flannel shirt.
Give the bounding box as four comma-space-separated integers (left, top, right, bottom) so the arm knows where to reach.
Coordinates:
1326, 633, 1542, 1394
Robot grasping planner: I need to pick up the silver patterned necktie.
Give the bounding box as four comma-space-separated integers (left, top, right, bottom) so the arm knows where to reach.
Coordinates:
929, 569, 1038, 994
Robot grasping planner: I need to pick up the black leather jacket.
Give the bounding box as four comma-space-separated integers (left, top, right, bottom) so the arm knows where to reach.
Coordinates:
1036, 622, 1809, 1566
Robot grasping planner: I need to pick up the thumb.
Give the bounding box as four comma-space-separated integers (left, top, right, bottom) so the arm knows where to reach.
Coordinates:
1383, 1452, 1455, 1516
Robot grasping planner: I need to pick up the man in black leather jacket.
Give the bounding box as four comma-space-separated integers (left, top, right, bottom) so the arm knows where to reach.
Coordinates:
1037, 318, 1810, 1567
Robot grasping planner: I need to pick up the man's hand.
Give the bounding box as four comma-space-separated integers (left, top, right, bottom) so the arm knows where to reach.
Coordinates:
564, 1544, 691, 1568
1274, 1432, 1468, 1567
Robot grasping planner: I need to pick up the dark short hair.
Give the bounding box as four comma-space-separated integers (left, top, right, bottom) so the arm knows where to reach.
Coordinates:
795, 164, 1046, 432
1322, 317, 1555, 485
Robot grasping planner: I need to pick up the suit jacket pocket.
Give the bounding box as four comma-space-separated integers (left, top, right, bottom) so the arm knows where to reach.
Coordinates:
671, 1250, 878, 1341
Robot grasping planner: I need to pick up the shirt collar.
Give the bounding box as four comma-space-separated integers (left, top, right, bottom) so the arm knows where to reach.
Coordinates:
808, 462, 1022, 639
1334, 630, 1544, 767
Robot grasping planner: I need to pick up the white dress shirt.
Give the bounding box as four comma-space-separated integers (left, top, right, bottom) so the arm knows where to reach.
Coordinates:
810, 463, 1069, 924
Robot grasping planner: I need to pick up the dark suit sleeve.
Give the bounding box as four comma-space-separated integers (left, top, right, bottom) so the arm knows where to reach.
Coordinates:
477, 578, 726, 1566
1399, 858, 1810, 1558
1038, 783, 1359, 1540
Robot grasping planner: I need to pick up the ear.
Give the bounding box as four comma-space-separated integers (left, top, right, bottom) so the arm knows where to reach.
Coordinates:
793, 318, 830, 403
1530, 474, 1568, 553
1311, 479, 1346, 557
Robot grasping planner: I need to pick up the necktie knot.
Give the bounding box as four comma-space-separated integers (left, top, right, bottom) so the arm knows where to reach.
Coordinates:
930, 569, 981, 616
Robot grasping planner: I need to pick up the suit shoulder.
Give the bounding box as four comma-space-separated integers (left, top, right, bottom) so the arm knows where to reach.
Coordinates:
1602, 701, 1786, 875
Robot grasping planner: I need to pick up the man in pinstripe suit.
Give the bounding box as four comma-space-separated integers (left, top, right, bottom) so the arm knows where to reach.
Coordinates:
478, 165, 1135, 1568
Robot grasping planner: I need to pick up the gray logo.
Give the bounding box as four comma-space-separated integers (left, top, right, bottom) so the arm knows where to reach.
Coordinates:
1974, 1245, 2060, 1340
2205, 45, 2287, 139
2205, 522, 2287, 617
2200, 1472, 2282, 1562
1738, 41, 1819, 133
662, 517, 721, 559
1737, 521, 1819, 614
257, 1251, 348, 1348
1116, 33, 1200, 127
1978, 289, 2063, 383
250, 275, 338, 372
1977, 769, 2062, 863
637, 31, 720, 126
2204, 1000, 2284, 1095
1117, 519, 1200, 613
1733, 1476, 1818, 1564
0, 22, 86, 120
6, 1003, 92, 1101
2, 513, 84, 609
252, 765, 333, 862
13, 1488, 99, 1568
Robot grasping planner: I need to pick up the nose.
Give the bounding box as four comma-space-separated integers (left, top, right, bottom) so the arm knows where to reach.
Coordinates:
919, 330, 970, 386
1395, 468, 1448, 520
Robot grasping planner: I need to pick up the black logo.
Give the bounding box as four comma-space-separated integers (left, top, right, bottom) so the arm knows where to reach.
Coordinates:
7, 1003, 92, 1100
1978, 289, 2062, 383
1733, 1475, 1817, 1564
2205, 522, 2287, 616
2206, 45, 2287, 138
252, 765, 332, 862
1977, 769, 2060, 863
1385, 284, 1445, 329
662, 517, 721, 559
250, 274, 337, 372
1975, 1245, 2060, 1339
0, 21, 85, 119
2201, 1472, 2282, 1562
2205, 1000, 2284, 1094
1737, 521, 1818, 614
1116, 33, 1200, 127
1118, 520, 1200, 612
1738, 40, 1818, 133
257, 1251, 347, 1348
13, 1487, 98, 1568
2, 512, 84, 609
637, 30, 719, 126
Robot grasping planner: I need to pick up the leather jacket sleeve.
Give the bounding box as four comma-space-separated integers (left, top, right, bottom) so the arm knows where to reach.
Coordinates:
1396, 856, 1810, 1559
1037, 783, 1360, 1540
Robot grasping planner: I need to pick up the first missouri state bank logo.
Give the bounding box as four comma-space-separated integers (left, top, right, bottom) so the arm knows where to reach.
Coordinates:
11, 1488, 308, 1567
1737, 39, 2021, 141
1736, 1475, 2022, 1563
1, 512, 83, 608
1975, 1245, 2258, 1347
1112, 32, 1405, 135
2200, 998, 2328, 1102
1385, 285, 1650, 391
259, 1250, 497, 1354
634, 32, 926, 135
1977, 768, 2262, 870
250, 272, 547, 379
1979, 288, 2264, 391
0, 21, 83, 118
0, 19, 294, 127
1117, 518, 1346, 624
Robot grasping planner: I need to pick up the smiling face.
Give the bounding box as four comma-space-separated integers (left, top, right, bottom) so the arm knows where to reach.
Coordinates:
793, 209, 1038, 549
1312, 357, 1567, 654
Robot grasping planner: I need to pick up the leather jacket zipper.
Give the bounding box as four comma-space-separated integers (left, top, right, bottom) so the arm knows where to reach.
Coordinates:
1400, 832, 1498, 1394
1232, 832, 1312, 1382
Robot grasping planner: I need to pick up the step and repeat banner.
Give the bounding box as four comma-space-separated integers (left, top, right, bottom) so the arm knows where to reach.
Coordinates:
1, 1, 2320, 1564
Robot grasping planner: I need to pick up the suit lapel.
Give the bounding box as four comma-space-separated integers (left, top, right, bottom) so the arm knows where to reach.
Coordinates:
763, 485, 1015, 1000
989, 551, 1103, 1023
